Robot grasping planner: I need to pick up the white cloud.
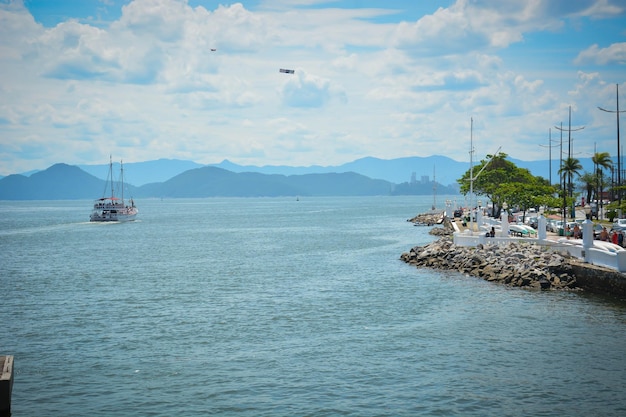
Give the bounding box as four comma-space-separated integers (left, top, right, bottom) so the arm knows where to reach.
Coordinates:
279, 70, 346, 107
0, 0, 624, 175
392, 0, 558, 54
575, 43, 626, 65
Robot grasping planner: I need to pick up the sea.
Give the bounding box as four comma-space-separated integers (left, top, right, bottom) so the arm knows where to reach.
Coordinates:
1, 196, 625, 417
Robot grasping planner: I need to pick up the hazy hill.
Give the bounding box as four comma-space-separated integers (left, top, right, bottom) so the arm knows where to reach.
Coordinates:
1, 154, 601, 200
79, 158, 203, 186
0, 164, 397, 200
0, 163, 108, 200
135, 166, 392, 198
210, 155, 466, 186
12, 155, 597, 188
70, 155, 466, 186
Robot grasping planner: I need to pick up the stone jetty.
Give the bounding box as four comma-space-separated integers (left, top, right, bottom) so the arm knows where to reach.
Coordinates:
407, 212, 443, 226
401, 236, 579, 290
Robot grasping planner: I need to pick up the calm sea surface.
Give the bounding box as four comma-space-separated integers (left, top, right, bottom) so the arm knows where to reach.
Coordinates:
1, 196, 625, 417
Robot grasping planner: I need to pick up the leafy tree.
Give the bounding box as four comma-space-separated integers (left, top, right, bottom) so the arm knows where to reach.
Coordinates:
499, 181, 558, 221
457, 152, 557, 217
591, 151, 613, 217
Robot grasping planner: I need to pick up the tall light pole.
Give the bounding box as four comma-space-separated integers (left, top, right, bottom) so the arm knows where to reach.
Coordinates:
555, 106, 585, 219
539, 128, 559, 185
469, 117, 474, 233
599, 84, 625, 207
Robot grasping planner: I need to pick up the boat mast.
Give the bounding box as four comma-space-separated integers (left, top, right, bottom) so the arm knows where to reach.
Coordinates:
109, 155, 114, 199
432, 165, 436, 211
120, 159, 125, 204
469, 117, 474, 233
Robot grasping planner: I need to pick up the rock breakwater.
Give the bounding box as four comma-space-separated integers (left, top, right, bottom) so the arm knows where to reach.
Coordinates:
401, 237, 579, 290
407, 212, 443, 226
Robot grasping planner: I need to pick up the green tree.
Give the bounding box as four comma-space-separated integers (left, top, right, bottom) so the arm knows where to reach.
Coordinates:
458, 152, 556, 217
592, 151, 613, 217
499, 181, 557, 221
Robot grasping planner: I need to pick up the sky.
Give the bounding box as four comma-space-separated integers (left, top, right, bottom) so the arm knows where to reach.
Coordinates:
0, 0, 625, 176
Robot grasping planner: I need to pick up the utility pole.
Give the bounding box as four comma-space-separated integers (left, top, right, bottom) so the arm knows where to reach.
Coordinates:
539, 128, 559, 185
559, 124, 565, 227
555, 106, 585, 219
469, 117, 474, 233
599, 84, 625, 207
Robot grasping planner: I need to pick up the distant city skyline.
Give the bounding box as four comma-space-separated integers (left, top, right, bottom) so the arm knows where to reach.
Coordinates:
1, 0, 625, 176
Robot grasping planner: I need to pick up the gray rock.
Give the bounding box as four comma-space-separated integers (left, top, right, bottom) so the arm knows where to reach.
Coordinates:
401, 238, 579, 290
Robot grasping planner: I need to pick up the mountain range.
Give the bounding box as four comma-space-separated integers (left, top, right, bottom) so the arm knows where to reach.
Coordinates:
0, 155, 597, 200
0, 162, 458, 200
75, 155, 592, 187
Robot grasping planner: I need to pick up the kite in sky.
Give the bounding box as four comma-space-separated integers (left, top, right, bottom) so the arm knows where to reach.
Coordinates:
279, 68, 294, 74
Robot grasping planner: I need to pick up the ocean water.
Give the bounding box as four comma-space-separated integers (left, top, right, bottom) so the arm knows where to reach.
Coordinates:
1, 196, 625, 417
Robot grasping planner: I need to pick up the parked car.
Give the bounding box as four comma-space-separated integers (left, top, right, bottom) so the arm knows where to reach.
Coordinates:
610, 224, 626, 234
593, 223, 605, 239
613, 218, 626, 228
549, 220, 563, 233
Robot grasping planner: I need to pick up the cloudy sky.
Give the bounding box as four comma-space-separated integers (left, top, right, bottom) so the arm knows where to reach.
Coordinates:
1, 0, 625, 175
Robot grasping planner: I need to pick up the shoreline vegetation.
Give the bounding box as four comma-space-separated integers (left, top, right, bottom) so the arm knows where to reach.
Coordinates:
402, 213, 626, 297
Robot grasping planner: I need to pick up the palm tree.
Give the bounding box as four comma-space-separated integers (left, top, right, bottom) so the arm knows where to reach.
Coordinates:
592, 151, 613, 218
559, 157, 582, 219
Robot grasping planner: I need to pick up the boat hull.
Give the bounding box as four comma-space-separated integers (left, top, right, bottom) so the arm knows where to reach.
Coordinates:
90, 203, 138, 222
89, 211, 138, 222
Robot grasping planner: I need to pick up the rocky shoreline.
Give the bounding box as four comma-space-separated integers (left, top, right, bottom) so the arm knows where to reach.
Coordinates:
402, 215, 626, 297
401, 236, 580, 290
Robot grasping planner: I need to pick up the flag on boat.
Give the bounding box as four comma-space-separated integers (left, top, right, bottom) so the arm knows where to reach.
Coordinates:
279, 68, 294, 74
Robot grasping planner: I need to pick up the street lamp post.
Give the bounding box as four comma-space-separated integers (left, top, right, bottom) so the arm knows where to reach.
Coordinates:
555, 106, 585, 220
539, 128, 559, 185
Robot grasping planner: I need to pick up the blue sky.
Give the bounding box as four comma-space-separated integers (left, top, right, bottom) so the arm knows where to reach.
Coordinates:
1, 0, 625, 176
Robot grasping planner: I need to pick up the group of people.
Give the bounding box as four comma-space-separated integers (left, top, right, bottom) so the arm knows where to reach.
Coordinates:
597, 226, 625, 246
565, 223, 626, 246
564, 223, 582, 239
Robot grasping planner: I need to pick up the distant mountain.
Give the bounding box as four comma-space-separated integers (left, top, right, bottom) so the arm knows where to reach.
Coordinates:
0, 163, 109, 200
211, 155, 467, 186
1, 154, 601, 200
135, 166, 392, 198
79, 158, 203, 186
0, 164, 395, 200
509, 157, 595, 184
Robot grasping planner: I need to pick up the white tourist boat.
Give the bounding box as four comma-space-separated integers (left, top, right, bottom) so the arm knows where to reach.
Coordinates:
90, 157, 138, 222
